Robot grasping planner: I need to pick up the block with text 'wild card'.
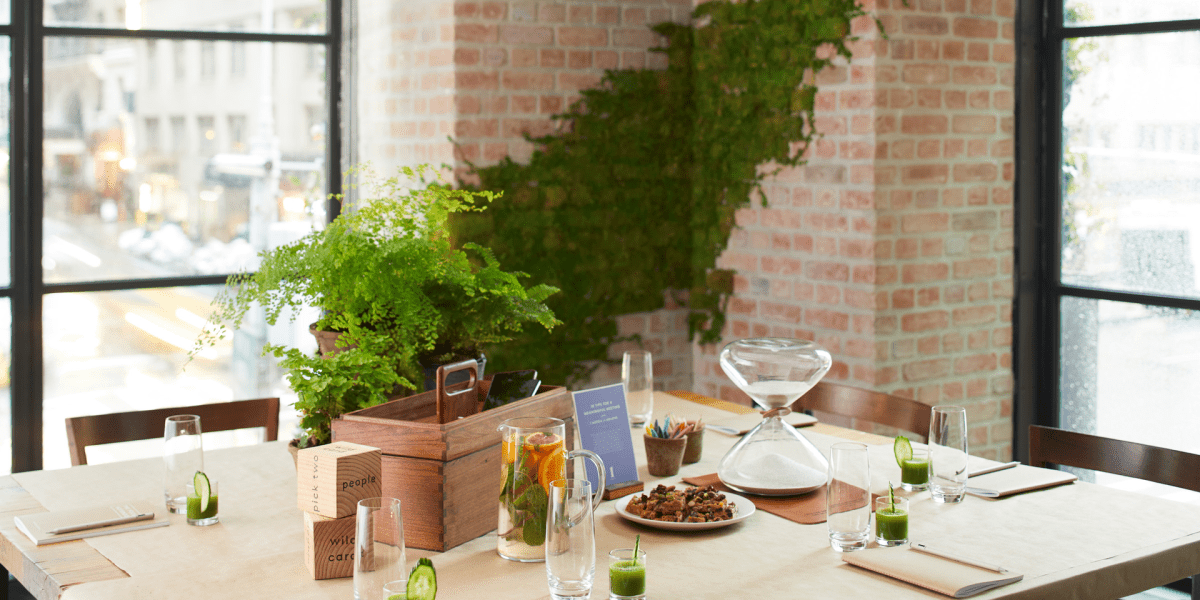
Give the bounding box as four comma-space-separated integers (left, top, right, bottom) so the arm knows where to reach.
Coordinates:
297, 441, 381, 519
302, 510, 362, 579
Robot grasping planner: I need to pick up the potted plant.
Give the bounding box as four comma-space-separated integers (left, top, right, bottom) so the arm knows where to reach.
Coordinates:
192, 165, 561, 450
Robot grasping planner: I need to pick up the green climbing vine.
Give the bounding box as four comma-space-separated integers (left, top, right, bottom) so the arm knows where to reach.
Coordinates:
453, 0, 882, 386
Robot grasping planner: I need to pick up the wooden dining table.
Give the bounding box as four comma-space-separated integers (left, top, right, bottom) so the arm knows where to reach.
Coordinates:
2, 391, 1199, 600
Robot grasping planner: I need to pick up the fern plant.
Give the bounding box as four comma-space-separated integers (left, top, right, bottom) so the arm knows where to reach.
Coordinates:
193, 165, 561, 447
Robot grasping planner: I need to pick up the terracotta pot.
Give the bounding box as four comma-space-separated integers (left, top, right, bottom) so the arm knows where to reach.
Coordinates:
644, 434, 686, 477
309, 323, 353, 356
288, 438, 301, 468
682, 424, 705, 465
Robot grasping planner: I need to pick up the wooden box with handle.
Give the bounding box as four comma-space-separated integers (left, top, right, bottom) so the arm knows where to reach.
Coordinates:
330, 360, 575, 551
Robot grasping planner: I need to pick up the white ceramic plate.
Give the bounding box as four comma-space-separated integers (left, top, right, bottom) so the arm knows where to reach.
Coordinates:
614, 490, 756, 531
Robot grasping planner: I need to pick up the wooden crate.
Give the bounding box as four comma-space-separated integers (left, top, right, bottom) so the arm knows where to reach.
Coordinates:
330, 374, 575, 552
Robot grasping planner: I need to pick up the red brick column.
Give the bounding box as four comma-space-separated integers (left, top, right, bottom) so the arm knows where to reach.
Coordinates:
692, 0, 1016, 459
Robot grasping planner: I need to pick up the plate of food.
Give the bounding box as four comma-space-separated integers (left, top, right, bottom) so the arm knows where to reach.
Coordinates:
614, 484, 755, 531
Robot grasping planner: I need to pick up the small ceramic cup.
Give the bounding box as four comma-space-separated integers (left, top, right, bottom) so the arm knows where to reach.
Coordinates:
643, 434, 686, 477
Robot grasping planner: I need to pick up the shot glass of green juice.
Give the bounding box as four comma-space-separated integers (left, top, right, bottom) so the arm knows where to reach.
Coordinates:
899, 448, 930, 492
875, 496, 908, 547
608, 548, 647, 600
186, 474, 218, 526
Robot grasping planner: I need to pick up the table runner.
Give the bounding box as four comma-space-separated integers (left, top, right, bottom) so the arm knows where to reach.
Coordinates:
3, 390, 1196, 600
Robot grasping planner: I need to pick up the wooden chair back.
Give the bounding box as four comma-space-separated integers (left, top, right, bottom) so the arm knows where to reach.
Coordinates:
65, 397, 281, 466
1028, 425, 1200, 494
792, 381, 930, 440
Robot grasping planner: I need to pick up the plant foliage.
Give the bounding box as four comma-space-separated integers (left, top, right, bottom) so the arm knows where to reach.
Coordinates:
453, 0, 877, 386
193, 165, 562, 446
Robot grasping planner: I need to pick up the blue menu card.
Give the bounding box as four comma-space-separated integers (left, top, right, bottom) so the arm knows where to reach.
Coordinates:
571, 383, 639, 490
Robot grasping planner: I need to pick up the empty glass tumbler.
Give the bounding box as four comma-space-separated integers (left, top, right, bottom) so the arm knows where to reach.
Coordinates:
163, 415, 203, 514
354, 497, 406, 600
546, 479, 597, 600
622, 351, 654, 427
929, 405, 969, 504
826, 442, 871, 552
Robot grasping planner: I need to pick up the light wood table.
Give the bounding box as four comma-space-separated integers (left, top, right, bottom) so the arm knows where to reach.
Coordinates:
2, 391, 1199, 599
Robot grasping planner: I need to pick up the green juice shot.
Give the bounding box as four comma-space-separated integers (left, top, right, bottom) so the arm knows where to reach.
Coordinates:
894, 436, 930, 491
609, 537, 647, 600
186, 471, 219, 526
875, 488, 908, 547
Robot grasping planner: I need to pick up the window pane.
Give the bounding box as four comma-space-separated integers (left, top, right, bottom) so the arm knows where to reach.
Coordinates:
1065, 0, 1200, 27
44, 0, 326, 34
1060, 32, 1200, 299
0, 0, 8, 25
42, 287, 306, 469
1059, 297, 1200, 504
43, 37, 328, 284
0, 299, 9, 475
0, 40, 9, 288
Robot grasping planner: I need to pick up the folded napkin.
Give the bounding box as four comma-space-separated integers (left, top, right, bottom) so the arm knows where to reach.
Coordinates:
966, 465, 1077, 498
706, 411, 818, 436
842, 546, 1024, 598
682, 473, 872, 525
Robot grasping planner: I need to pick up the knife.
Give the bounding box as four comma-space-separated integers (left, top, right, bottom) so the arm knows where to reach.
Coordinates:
910, 542, 1009, 574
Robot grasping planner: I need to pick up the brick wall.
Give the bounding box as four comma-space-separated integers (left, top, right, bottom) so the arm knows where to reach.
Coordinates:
355, 0, 1016, 459
691, 0, 1016, 460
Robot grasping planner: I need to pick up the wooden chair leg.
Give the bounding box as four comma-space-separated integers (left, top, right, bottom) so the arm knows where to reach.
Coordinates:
1191, 574, 1198, 600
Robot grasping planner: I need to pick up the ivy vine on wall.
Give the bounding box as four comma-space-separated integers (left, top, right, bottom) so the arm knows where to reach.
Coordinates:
452, 0, 881, 386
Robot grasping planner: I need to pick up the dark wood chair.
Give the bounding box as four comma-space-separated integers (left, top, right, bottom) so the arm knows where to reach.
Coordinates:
1029, 425, 1200, 599
65, 397, 281, 466
792, 381, 930, 440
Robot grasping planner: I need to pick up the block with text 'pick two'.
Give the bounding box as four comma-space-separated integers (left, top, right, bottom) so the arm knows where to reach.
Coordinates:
297, 441, 382, 519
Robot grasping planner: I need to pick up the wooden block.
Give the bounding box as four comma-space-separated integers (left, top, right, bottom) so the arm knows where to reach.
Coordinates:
302, 511, 358, 580
297, 441, 382, 519
602, 480, 644, 501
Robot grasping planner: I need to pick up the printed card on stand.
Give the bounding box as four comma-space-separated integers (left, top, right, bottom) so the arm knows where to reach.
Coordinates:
572, 383, 643, 499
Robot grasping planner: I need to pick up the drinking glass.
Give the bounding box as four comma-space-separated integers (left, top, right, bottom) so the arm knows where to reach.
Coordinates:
185, 480, 219, 526
608, 548, 647, 600
826, 442, 871, 552
875, 495, 909, 546
546, 479, 596, 600
899, 447, 930, 492
622, 351, 654, 427
929, 405, 969, 503
354, 498, 406, 600
163, 415, 203, 514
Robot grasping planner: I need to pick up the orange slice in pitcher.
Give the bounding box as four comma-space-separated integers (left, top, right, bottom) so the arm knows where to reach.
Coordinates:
538, 448, 566, 493
501, 438, 518, 464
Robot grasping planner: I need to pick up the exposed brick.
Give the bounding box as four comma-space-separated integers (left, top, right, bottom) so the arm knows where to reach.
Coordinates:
559, 26, 608, 47
954, 17, 998, 38
953, 258, 998, 279
559, 72, 603, 90
903, 63, 950, 84
613, 27, 658, 48
953, 305, 998, 326
903, 263, 950, 284
500, 24, 554, 45
954, 163, 999, 183
901, 115, 949, 134
902, 165, 950, 185
456, 70, 499, 90
805, 308, 851, 331
456, 24, 498, 43
953, 65, 997, 85
540, 49, 565, 68
956, 353, 998, 374
953, 115, 997, 134
902, 212, 950, 233
502, 71, 554, 91
903, 358, 951, 381
903, 15, 949, 35
953, 210, 998, 230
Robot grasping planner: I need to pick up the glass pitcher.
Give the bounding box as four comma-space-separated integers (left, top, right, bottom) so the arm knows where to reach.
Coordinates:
497, 417, 605, 562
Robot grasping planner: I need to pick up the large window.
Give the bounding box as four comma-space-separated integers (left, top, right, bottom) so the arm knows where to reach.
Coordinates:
7, 0, 342, 472
1016, 1, 1200, 496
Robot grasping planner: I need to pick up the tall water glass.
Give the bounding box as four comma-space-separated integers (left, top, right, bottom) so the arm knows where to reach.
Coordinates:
826, 442, 871, 552
546, 479, 596, 600
163, 415, 203, 514
929, 405, 969, 503
622, 351, 654, 427
354, 497, 406, 600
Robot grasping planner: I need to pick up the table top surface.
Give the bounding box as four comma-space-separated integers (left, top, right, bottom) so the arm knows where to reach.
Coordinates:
3, 391, 1200, 600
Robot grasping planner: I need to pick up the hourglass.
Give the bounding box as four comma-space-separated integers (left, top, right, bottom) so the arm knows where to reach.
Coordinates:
716, 338, 833, 496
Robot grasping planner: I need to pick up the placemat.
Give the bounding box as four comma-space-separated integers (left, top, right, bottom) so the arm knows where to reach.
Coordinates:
682, 473, 875, 525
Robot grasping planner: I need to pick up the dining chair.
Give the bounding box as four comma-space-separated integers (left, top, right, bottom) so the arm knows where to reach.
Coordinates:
1029, 425, 1200, 600
792, 381, 930, 440
65, 397, 281, 466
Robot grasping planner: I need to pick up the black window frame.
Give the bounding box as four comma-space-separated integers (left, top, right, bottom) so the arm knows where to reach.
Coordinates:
7, 0, 344, 473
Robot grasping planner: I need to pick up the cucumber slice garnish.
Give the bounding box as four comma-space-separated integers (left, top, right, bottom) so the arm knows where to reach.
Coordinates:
193, 471, 212, 512
893, 436, 913, 467
407, 557, 437, 600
